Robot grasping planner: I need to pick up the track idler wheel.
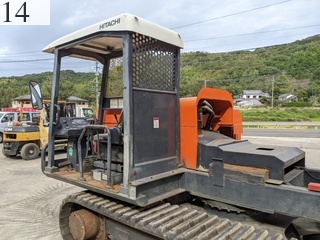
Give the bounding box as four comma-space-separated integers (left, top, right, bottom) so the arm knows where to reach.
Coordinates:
285, 218, 320, 240
69, 209, 100, 240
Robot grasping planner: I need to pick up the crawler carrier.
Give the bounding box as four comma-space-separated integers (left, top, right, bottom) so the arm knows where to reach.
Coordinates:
30, 13, 320, 239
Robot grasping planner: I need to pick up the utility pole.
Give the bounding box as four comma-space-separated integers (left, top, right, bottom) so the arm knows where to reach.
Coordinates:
95, 61, 99, 109
271, 76, 274, 109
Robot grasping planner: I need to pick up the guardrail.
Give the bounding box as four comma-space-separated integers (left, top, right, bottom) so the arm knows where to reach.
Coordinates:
243, 122, 320, 129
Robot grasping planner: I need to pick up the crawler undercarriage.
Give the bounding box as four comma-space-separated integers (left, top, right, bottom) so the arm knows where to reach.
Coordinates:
61, 191, 289, 240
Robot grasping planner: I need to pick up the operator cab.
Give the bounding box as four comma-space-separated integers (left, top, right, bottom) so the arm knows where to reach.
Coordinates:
31, 13, 183, 204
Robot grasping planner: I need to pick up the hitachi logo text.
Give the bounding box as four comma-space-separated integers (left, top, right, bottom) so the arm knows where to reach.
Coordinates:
99, 18, 120, 30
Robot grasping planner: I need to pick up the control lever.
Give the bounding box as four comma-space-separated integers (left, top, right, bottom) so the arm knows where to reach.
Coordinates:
114, 113, 119, 125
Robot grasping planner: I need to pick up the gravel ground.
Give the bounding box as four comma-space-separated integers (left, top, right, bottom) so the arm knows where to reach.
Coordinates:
0, 149, 82, 240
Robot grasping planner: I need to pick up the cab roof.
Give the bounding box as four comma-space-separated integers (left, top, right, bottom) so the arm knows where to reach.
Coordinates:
43, 13, 184, 58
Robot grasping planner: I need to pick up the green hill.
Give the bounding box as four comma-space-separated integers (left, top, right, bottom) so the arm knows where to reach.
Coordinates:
180, 35, 320, 102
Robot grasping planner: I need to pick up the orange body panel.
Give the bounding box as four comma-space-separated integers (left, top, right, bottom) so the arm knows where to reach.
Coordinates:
180, 88, 243, 170
308, 182, 320, 192
102, 109, 122, 127
180, 97, 198, 169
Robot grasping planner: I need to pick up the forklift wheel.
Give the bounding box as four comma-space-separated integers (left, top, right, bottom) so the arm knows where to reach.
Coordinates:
2, 147, 17, 158
21, 143, 40, 160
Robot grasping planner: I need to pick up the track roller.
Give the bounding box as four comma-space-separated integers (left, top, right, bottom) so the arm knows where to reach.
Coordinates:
69, 209, 100, 240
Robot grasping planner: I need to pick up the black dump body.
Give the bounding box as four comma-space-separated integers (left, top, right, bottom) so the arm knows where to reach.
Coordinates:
198, 130, 305, 182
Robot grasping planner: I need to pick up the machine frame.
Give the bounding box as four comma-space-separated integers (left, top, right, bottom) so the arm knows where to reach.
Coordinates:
29, 13, 320, 239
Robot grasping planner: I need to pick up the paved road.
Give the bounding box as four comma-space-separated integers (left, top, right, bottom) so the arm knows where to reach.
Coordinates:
0, 131, 319, 239
243, 128, 320, 138
243, 129, 320, 168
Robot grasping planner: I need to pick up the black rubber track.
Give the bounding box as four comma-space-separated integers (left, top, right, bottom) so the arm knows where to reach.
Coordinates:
60, 191, 286, 240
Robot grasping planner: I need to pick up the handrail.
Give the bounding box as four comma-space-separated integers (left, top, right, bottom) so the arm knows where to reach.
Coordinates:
77, 125, 112, 185
41, 139, 68, 172
41, 143, 48, 172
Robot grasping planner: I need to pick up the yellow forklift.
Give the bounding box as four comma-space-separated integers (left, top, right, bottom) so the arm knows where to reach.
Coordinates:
2, 100, 70, 160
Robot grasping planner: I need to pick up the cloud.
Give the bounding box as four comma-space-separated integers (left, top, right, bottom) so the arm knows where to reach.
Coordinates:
62, 2, 99, 26
0, 46, 9, 53
0, 46, 10, 57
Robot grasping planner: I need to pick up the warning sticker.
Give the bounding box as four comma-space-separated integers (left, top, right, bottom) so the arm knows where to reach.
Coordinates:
153, 117, 159, 128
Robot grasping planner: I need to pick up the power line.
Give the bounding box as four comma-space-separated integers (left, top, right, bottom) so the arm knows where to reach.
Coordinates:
171, 0, 291, 29
184, 76, 313, 84
185, 24, 320, 42
0, 50, 41, 56
0, 58, 53, 63
0, 55, 97, 69
184, 30, 320, 53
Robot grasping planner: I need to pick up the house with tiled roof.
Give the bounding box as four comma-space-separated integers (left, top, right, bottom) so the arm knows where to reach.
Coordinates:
278, 93, 297, 102
12, 95, 32, 108
239, 90, 271, 100
67, 96, 90, 107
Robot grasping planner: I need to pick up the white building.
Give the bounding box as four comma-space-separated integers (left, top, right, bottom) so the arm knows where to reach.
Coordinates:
278, 93, 297, 102
11, 95, 90, 109
239, 90, 271, 100
12, 95, 33, 108
67, 96, 90, 108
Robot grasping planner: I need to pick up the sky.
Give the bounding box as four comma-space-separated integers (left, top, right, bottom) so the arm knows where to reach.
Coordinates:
0, 0, 319, 77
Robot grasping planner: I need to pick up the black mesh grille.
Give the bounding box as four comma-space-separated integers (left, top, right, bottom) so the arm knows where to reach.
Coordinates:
132, 33, 177, 91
